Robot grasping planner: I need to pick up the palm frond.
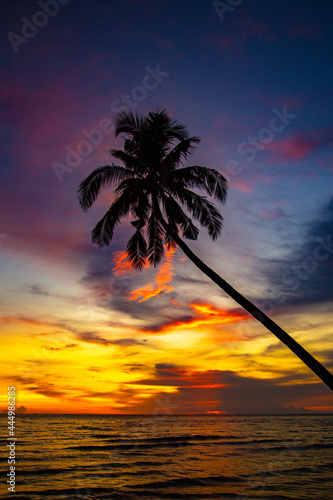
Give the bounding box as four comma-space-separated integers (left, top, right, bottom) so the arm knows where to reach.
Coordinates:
147, 211, 165, 266
91, 196, 129, 246
164, 228, 178, 249
79, 109, 229, 259
163, 195, 199, 240
130, 190, 151, 227
174, 188, 223, 240
115, 111, 144, 137
163, 137, 201, 171
146, 110, 189, 142
110, 149, 145, 173
77, 165, 133, 211
126, 228, 147, 270
167, 118, 189, 141
171, 166, 228, 203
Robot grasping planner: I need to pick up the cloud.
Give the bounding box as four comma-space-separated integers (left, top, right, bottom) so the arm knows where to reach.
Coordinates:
22, 284, 84, 305
132, 367, 332, 414
261, 195, 333, 307
29, 387, 67, 398
286, 25, 322, 40
123, 363, 147, 372
76, 331, 146, 347
112, 250, 136, 276
134, 366, 228, 389
8, 375, 67, 398
80, 248, 210, 332
110, 246, 177, 304
128, 248, 175, 302
266, 127, 333, 161
42, 343, 78, 352
206, 10, 271, 53
207, 8, 322, 55
178, 374, 331, 414
24, 284, 51, 296
0, 315, 51, 327
16, 406, 27, 414
139, 302, 248, 336
257, 207, 286, 221
80, 237, 134, 302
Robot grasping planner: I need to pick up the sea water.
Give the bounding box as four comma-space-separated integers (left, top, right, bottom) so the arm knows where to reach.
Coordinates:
0, 414, 332, 499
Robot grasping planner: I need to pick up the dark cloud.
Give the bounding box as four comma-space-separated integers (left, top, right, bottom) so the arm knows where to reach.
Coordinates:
133, 367, 332, 414
75, 386, 139, 401
9, 376, 67, 398
42, 343, 78, 351
24, 284, 51, 296
80, 246, 185, 330
138, 314, 196, 333
258, 196, 333, 308
2, 407, 27, 414
16, 406, 27, 414
155, 365, 186, 378
30, 388, 66, 398
175, 275, 211, 286
101, 287, 210, 333
155, 363, 179, 370
22, 283, 84, 305
79, 229, 132, 300
79, 241, 219, 332
176, 381, 329, 415
76, 331, 145, 347
123, 363, 147, 372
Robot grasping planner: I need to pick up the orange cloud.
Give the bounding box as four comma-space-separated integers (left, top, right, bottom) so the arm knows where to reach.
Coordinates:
128, 248, 175, 302
153, 365, 229, 389
169, 299, 182, 306
205, 410, 232, 415
142, 302, 248, 335
112, 250, 136, 276
0, 315, 49, 327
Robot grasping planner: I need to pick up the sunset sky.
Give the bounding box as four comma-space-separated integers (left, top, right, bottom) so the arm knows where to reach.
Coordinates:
1, 0, 333, 414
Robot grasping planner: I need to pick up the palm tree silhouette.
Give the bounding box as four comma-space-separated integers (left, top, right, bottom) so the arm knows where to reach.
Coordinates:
78, 109, 333, 391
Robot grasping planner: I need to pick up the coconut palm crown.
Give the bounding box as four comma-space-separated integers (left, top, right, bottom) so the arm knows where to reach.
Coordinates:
78, 109, 333, 391
78, 109, 228, 269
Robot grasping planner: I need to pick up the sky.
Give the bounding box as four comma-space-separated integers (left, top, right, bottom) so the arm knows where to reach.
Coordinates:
0, 0, 333, 414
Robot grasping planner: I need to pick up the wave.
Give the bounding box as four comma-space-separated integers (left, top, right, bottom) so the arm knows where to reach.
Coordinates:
75, 425, 100, 430
88, 434, 291, 446
67, 441, 195, 450
269, 442, 333, 451
92, 433, 242, 441
65, 435, 300, 452
0, 486, 136, 499
128, 473, 246, 489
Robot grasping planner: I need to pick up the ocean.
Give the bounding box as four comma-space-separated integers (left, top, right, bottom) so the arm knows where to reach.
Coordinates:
1, 414, 332, 499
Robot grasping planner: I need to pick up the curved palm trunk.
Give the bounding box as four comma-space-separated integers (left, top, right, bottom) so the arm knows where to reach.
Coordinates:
159, 218, 333, 391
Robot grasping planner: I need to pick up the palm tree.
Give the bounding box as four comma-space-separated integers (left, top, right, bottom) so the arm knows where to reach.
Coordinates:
78, 109, 333, 391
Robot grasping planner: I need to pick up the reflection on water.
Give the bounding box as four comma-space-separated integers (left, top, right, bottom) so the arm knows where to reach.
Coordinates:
0, 414, 332, 499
